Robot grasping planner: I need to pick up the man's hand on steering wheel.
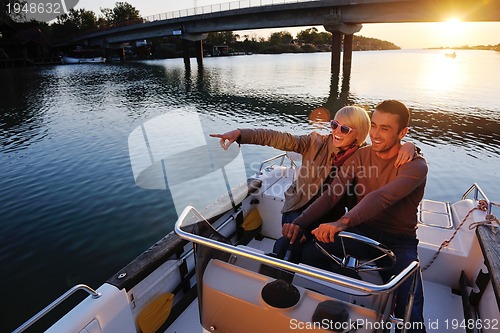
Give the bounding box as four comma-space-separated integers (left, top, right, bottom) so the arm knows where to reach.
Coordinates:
311, 217, 350, 243
311, 217, 397, 272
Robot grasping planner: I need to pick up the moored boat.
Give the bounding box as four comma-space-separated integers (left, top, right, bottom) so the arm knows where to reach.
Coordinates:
13, 112, 499, 333
61, 56, 106, 64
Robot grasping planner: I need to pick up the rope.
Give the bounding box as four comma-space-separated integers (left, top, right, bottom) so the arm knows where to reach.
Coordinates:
469, 201, 500, 231
468, 215, 500, 231
422, 199, 499, 271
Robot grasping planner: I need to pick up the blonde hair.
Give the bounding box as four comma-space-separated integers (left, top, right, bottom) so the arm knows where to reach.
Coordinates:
334, 106, 370, 146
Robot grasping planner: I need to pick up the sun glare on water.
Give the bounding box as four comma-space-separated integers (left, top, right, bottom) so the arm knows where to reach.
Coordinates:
422, 56, 461, 94
417, 19, 467, 93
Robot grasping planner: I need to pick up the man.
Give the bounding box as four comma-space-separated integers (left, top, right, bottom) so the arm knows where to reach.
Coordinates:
286, 100, 427, 333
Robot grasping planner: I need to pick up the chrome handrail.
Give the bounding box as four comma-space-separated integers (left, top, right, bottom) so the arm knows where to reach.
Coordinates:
257, 152, 286, 174
462, 183, 492, 214
175, 206, 419, 295
13, 284, 101, 333
257, 152, 298, 174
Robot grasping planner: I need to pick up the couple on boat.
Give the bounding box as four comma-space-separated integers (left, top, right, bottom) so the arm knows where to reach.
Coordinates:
211, 99, 427, 333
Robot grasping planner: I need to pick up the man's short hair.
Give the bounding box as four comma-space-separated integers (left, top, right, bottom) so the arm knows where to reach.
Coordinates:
375, 100, 410, 131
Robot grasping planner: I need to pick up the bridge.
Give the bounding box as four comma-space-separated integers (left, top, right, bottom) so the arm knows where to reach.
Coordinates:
74, 0, 500, 44
68, 0, 500, 92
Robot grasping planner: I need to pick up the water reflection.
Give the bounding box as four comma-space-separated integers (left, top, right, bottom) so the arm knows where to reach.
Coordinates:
411, 109, 500, 156
325, 72, 356, 113
420, 56, 461, 93
322, 57, 500, 158
176, 62, 500, 160
1, 57, 499, 159
0, 69, 50, 153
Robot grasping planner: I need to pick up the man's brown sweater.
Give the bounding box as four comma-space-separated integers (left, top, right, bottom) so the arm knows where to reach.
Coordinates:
293, 145, 428, 237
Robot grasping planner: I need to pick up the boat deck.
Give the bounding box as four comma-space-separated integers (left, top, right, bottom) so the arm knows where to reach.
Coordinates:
165, 299, 200, 333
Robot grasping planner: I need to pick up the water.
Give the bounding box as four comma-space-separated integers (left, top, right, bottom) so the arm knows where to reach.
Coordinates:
1, 49, 499, 332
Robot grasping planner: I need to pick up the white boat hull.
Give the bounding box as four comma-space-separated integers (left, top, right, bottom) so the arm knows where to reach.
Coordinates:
61, 56, 106, 64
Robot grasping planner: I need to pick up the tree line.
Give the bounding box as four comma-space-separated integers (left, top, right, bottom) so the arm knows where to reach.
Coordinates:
205, 28, 399, 55
1, 1, 142, 41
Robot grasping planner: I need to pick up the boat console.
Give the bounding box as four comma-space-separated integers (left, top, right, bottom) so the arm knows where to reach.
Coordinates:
201, 259, 382, 333
175, 206, 420, 333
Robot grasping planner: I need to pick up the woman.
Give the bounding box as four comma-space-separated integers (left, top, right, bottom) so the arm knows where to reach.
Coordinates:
210, 106, 415, 261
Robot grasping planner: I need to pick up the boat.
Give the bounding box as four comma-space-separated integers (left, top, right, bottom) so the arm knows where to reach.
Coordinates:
61, 56, 106, 64
445, 52, 457, 58
13, 112, 500, 333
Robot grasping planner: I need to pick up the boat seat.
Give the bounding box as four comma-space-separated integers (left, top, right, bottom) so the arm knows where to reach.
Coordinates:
201, 259, 381, 333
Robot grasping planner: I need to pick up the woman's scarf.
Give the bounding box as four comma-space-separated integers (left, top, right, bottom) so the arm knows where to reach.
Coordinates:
332, 143, 359, 167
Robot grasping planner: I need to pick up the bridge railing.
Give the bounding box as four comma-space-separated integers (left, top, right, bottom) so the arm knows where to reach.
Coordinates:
143, 0, 320, 22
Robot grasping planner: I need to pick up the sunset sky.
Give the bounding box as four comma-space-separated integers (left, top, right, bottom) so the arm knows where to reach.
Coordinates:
76, 0, 500, 49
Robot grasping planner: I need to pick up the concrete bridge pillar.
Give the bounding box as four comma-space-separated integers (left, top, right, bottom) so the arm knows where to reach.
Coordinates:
324, 9, 362, 90
195, 40, 203, 66
324, 22, 362, 75
181, 32, 208, 67
342, 33, 354, 86
182, 39, 191, 67
330, 30, 342, 79
119, 48, 125, 62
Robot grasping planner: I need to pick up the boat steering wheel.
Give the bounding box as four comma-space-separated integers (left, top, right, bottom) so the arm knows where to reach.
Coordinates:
315, 231, 396, 272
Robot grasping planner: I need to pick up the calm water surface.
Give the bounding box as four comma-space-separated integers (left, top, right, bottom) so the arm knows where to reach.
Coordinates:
1, 49, 499, 331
